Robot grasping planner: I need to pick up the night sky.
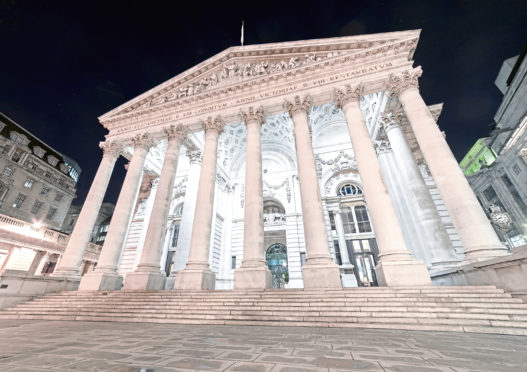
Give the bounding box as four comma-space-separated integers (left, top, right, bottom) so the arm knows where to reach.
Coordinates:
1, 0, 526, 205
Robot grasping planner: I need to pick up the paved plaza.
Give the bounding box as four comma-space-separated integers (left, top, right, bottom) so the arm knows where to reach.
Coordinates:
0, 320, 525, 371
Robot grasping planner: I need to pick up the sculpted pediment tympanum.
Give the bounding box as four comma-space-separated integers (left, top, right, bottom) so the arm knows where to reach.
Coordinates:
100, 30, 421, 128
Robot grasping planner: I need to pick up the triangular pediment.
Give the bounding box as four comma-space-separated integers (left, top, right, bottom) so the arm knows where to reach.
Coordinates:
99, 29, 420, 123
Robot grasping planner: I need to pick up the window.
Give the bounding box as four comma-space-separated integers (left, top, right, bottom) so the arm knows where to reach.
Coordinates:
24, 178, 34, 188
11, 149, 24, 162
300, 252, 307, 267
333, 240, 342, 265
171, 223, 180, 247
355, 205, 372, 233
328, 211, 336, 231
174, 203, 184, 217
12, 194, 26, 208
68, 219, 74, 226
501, 174, 527, 211
231, 256, 237, 270
31, 201, 43, 214
54, 193, 63, 202
10, 131, 29, 145
47, 155, 59, 166
46, 207, 57, 220
513, 164, 521, 175
44, 172, 51, 179
2, 167, 13, 177
40, 187, 49, 195
32, 146, 46, 158
341, 207, 357, 234
30, 163, 37, 171
338, 183, 363, 197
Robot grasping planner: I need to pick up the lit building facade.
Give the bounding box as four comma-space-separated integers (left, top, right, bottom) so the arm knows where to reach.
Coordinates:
54, 30, 509, 291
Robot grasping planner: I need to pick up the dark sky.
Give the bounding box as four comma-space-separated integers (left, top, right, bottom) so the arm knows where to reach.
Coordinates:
1, 0, 526, 205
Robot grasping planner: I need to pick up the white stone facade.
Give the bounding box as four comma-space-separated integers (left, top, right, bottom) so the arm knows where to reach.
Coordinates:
55, 30, 509, 290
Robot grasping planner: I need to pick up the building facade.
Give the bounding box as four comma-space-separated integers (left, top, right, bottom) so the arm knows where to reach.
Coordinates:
54, 30, 509, 291
0, 113, 80, 230
464, 48, 527, 247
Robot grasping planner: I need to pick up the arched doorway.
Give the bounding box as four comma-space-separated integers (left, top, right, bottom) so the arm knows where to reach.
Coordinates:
266, 243, 288, 288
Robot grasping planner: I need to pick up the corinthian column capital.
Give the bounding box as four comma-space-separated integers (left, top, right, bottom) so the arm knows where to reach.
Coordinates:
334, 83, 363, 109
284, 95, 311, 116
164, 124, 187, 143
380, 111, 405, 133
99, 140, 122, 159
240, 106, 265, 125
186, 149, 202, 164
387, 66, 422, 97
201, 116, 225, 134
132, 133, 154, 151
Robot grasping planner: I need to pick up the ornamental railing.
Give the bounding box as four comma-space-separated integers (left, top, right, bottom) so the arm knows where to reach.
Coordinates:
0, 213, 101, 261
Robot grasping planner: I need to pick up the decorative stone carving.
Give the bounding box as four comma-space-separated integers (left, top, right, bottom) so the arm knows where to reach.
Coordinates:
186, 149, 202, 164
240, 106, 265, 125
164, 124, 187, 142
172, 176, 188, 196
216, 173, 233, 193
263, 178, 291, 203
99, 140, 122, 159
416, 158, 431, 178
380, 111, 404, 133
284, 95, 311, 116
374, 140, 392, 155
519, 146, 527, 160
132, 133, 154, 150
201, 116, 225, 134
334, 83, 363, 109
314, 151, 357, 178
309, 104, 346, 127
387, 67, 422, 97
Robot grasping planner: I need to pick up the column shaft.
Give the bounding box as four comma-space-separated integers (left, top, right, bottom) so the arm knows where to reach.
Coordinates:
383, 114, 459, 269
393, 74, 507, 261
234, 107, 271, 289
335, 85, 431, 286
173, 117, 223, 290
124, 125, 185, 290
79, 133, 152, 291
54, 141, 120, 278
334, 212, 351, 265
285, 96, 341, 289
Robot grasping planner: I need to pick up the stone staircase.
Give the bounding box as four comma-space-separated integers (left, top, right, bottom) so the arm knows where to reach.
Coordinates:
1, 286, 527, 335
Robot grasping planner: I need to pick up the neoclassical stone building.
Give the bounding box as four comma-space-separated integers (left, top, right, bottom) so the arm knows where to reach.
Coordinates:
54, 30, 508, 291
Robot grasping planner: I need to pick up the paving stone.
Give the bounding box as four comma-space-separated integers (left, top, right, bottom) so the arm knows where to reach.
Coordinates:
217, 350, 257, 360
165, 356, 234, 370
316, 357, 383, 370
225, 361, 274, 371
257, 354, 317, 365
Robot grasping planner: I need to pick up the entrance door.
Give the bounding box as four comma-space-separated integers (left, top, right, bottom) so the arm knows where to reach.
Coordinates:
266, 243, 288, 288
346, 239, 379, 286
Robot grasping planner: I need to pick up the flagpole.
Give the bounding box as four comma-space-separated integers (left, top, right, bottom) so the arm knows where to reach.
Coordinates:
241, 20, 244, 46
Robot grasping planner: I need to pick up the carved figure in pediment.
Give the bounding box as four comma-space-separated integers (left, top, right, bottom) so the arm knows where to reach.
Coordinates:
186, 84, 194, 96
304, 54, 316, 64
224, 62, 239, 78
242, 63, 254, 78
254, 61, 269, 75
288, 57, 299, 68
209, 72, 218, 86
177, 87, 187, 98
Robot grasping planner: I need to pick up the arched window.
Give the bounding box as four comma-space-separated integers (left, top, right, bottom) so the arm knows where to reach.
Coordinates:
355, 205, 372, 233
341, 206, 356, 234
338, 183, 363, 197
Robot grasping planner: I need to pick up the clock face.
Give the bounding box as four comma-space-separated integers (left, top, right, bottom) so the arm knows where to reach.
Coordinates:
491, 212, 511, 226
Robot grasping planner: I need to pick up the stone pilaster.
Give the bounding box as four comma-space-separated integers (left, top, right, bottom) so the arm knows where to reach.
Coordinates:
333, 212, 351, 265
380, 112, 459, 270
124, 125, 186, 290
388, 67, 508, 262
234, 107, 272, 289
79, 133, 154, 291
334, 84, 431, 286
284, 95, 341, 289
173, 117, 224, 290
54, 140, 121, 278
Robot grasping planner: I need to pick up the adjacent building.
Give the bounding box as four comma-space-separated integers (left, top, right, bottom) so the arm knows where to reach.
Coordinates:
463, 46, 527, 247
61, 202, 115, 245
0, 112, 80, 230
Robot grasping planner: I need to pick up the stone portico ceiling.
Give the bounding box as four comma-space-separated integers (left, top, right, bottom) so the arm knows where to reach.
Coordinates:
99, 30, 421, 140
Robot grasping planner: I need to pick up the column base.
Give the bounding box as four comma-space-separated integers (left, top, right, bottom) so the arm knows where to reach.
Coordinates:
463, 244, 509, 264
51, 268, 81, 281
123, 271, 166, 291
375, 259, 431, 286
78, 271, 123, 291
173, 267, 215, 290
302, 260, 342, 289
234, 265, 272, 290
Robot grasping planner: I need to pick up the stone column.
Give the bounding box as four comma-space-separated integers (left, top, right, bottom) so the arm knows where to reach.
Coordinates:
54, 141, 121, 278
381, 112, 459, 270
124, 125, 186, 290
79, 133, 154, 291
173, 117, 224, 290
333, 212, 351, 265
28, 250, 46, 275
234, 107, 272, 289
166, 149, 202, 289
334, 85, 431, 286
284, 96, 341, 289
388, 68, 508, 262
